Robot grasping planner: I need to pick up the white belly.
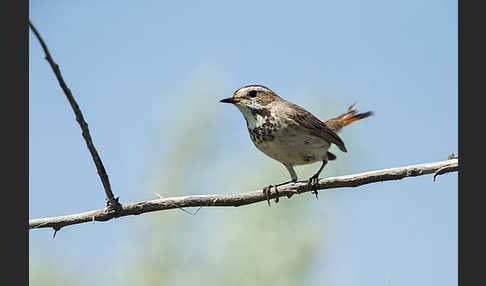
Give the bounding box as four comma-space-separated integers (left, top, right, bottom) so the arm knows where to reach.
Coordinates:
252, 125, 331, 166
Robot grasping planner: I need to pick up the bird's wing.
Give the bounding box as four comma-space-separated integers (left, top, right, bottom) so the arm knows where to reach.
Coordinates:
287, 103, 347, 152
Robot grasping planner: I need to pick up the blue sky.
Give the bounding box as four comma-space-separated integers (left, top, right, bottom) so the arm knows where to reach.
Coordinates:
30, 1, 457, 285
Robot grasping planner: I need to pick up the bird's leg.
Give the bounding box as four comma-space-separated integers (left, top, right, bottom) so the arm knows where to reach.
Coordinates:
263, 165, 298, 207
307, 160, 327, 199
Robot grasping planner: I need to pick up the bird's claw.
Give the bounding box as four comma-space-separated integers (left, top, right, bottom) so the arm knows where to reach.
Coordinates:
263, 185, 279, 207
263, 185, 272, 207
307, 175, 319, 199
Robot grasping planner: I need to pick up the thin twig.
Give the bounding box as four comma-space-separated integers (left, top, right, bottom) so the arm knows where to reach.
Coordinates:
29, 20, 121, 214
154, 193, 202, 216
29, 158, 458, 232
433, 164, 459, 181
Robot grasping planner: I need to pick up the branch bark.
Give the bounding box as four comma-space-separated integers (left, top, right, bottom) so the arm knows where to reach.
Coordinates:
29, 158, 458, 232
29, 20, 121, 213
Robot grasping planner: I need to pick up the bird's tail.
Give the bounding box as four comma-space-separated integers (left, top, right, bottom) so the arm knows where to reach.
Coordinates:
325, 103, 374, 133
340, 103, 374, 126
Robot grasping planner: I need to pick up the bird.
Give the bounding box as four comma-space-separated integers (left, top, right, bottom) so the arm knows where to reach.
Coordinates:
220, 84, 373, 205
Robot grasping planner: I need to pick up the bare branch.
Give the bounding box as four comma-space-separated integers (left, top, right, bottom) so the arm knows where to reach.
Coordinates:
29, 158, 458, 232
29, 20, 121, 213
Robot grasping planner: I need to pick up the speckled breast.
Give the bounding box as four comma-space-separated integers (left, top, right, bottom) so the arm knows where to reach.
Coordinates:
248, 118, 280, 145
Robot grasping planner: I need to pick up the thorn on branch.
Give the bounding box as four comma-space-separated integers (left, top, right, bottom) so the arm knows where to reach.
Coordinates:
52, 227, 60, 239
433, 153, 458, 181
433, 165, 458, 181
448, 152, 458, 160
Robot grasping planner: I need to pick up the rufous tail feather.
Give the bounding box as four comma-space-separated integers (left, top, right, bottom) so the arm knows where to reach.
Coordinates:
341, 103, 374, 126
325, 103, 374, 133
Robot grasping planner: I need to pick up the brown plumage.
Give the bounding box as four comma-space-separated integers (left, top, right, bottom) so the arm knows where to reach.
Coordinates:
287, 102, 348, 152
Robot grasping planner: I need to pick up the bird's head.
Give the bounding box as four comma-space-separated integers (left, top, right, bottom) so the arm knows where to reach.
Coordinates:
220, 85, 282, 117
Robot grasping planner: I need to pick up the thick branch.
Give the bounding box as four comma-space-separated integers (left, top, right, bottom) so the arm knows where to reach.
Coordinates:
29, 158, 458, 231
29, 20, 121, 212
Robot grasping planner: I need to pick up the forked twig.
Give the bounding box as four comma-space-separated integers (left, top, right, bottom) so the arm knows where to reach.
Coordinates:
29, 20, 121, 214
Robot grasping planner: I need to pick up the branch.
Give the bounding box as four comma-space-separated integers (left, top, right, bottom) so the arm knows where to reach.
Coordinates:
29, 158, 458, 232
29, 20, 121, 213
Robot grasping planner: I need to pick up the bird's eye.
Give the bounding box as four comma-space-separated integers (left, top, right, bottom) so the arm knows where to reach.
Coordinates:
248, 90, 257, 98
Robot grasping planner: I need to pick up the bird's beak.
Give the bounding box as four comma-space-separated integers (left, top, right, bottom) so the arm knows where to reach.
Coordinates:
220, 97, 239, 104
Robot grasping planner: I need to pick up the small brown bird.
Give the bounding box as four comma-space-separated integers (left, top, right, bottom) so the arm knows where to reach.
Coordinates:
220, 84, 373, 204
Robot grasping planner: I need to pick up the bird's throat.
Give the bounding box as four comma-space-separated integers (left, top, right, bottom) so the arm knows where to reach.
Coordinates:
240, 107, 273, 129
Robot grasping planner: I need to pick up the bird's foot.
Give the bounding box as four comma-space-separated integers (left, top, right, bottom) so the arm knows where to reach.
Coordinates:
307, 175, 320, 199
263, 179, 299, 206
262, 185, 274, 207
262, 184, 281, 207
